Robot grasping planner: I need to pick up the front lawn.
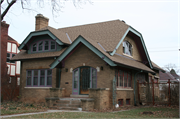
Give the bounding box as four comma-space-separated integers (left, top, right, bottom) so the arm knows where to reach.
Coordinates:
1, 101, 48, 115
11, 106, 179, 118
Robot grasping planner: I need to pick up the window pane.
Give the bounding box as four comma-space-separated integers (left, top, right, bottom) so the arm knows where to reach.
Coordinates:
41, 70, 45, 76
92, 77, 96, 88
27, 71, 31, 76
124, 71, 127, 87
12, 54, 15, 57
33, 44, 37, 51
74, 70, 78, 77
51, 41, 55, 50
92, 69, 96, 76
7, 58, 10, 62
10, 60, 15, 63
34, 70, 38, 76
123, 41, 132, 56
128, 72, 131, 87
44, 41, 49, 50
126, 99, 130, 105
47, 77, 52, 85
40, 77, 45, 85
47, 70, 52, 75
7, 53, 10, 57
74, 77, 77, 88
33, 77, 38, 85
27, 77, 31, 85
38, 41, 43, 51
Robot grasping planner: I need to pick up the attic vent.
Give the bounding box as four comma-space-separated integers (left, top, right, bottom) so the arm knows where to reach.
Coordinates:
122, 20, 126, 23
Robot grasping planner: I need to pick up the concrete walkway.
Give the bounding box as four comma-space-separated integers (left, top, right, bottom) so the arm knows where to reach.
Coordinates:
0, 110, 87, 118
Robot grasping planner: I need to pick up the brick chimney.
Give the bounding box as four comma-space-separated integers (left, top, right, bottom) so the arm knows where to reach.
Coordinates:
35, 14, 49, 31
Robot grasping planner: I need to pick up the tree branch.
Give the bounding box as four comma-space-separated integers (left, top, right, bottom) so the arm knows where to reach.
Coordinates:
1, 0, 4, 4
1, 0, 17, 21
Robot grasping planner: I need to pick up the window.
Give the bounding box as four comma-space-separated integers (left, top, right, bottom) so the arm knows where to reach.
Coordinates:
118, 99, 123, 106
33, 70, 38, 86
74, 69, 78, 88
92, 68, 97, 88
40, 70, 45, 86
47, 70, 52, 86
51, 41, 55, 50
7, 53, 16, 63
126, 99, 130, 105
44, 41, 49, 50
7, 53, 10, 63
116, 69, 132, 88
32, 43, 37, 52
38, 41, 43, 51
26, 69, 52, 87
123, 41, 132, 56
27, 70, 32, 86
31, 40, 56, 53
154, 78, 158, 87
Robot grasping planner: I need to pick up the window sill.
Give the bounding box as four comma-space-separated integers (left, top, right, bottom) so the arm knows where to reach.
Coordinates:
24, 87, 52, 89
123, 53, 133, 58
116, 88, 133, 91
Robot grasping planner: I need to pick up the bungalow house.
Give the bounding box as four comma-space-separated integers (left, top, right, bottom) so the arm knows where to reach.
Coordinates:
11, 14, 163, 110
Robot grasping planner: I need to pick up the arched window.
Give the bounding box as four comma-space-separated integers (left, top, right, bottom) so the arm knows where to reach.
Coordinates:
123, 41, 132, 56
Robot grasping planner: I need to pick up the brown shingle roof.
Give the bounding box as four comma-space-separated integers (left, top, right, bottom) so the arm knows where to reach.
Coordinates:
35, 26, 70, 44
80, 35, 154, 73
58, 20, 129, 51
159, 71, 178, 82
151, 61, 164, 71
11, 48, 67, 61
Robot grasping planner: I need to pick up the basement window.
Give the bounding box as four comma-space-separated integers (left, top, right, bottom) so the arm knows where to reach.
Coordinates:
118, 99, 123, 106
126, 99, 130, 105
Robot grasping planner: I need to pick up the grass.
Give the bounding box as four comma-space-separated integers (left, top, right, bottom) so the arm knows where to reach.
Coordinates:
10, 106, 179, 118
1, 101, 48, 115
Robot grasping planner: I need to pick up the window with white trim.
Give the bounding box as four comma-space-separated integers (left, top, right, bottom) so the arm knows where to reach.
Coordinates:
123, 41, 132, 56
26, 69, 52, 87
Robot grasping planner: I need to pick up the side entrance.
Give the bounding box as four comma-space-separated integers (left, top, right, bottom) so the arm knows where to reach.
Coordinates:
72, 66, 97, 95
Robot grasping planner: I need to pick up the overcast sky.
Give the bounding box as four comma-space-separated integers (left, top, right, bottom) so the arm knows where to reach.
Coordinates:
3, 0, 180, 73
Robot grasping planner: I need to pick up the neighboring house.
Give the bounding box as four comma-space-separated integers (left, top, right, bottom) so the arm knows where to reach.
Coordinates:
1, 21, 21, 101
11, 14, 163, 110
159, 71, 179, 101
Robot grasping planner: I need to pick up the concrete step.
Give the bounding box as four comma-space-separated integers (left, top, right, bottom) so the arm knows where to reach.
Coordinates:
58, 107, 82, 111
53, 103, 81, 107
70, 95, 89, 98
56, 100, 81, 104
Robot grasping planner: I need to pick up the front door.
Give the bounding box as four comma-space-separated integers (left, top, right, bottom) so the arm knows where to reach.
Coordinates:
72, 67, 97, 95
80, 67, 90, 94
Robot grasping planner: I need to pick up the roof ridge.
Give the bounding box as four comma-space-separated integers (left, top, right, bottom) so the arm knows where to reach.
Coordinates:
57, 19, 125, 30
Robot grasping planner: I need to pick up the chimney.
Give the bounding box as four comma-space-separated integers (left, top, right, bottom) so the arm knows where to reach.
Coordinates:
35, 14, 49, 31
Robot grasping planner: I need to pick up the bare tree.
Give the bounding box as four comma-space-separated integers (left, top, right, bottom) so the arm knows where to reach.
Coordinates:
1, 0, 92, 21
162, 63, 180, 74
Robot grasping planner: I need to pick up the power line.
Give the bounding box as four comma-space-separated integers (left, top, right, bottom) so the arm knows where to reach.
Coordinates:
149, 50, 178, 52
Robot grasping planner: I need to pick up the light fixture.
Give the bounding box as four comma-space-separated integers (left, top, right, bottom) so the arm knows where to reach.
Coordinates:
101, 66, 103, 70
65, 68, 68, 72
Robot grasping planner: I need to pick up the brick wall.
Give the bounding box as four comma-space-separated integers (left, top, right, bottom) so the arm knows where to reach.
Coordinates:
116, 35, 142, 61
60, 44, 115, 96
20, 58, 57, 103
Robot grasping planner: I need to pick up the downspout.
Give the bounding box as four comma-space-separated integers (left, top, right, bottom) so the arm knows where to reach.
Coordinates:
134, 70, 143, 106
59, 69, 61, 88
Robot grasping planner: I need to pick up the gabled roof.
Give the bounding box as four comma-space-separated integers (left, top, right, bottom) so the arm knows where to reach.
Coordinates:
50, 35, 155, 73
18, 26, 70, 50
151, 61, 165, 72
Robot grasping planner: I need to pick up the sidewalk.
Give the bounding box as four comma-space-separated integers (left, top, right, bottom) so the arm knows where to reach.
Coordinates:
0, 110, 87, 118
